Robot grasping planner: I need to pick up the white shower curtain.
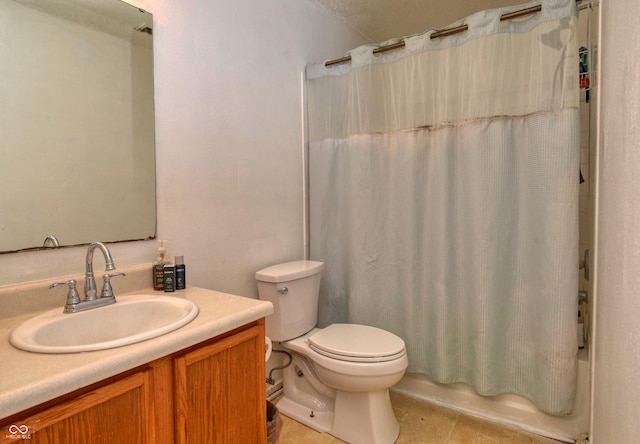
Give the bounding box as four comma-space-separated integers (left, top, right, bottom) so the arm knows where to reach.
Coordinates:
307, 0, 579, 415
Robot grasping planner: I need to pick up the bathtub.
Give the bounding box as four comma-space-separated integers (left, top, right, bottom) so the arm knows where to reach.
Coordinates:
391, 348, 590, 443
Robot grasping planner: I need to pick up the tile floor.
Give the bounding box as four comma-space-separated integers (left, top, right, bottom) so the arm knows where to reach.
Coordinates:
275, 391, 560, 444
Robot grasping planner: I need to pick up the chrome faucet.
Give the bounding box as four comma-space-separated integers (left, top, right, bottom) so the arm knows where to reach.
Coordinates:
84, 241, 116, 301
50, 241, 125, 313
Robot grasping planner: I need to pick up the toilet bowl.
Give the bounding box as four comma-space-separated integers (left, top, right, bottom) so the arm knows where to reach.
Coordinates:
256, 261, 408, 444
288, 325, 407, 389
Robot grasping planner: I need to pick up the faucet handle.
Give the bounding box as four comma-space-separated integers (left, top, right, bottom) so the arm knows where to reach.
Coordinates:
50, 280, 81, 313
100, 272, 126, 299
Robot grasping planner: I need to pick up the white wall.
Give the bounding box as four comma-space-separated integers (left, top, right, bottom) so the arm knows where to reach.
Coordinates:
0, 0, 366, 296
591, 0, 640, 442
142, 0, 367, 296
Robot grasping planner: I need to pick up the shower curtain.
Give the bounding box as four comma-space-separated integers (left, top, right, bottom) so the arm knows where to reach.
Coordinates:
307, 0, 579, 415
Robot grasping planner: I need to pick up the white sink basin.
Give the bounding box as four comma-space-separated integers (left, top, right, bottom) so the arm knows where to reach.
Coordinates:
10, 295, 199, 353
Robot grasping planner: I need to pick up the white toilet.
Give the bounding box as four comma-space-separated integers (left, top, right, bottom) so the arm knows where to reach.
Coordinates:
256, 260, 408, 444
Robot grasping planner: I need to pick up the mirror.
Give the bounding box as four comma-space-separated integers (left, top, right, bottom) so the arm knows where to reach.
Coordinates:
0, 0, 156, 253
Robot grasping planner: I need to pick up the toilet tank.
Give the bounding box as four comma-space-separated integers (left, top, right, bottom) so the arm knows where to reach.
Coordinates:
255, 260, 324, 342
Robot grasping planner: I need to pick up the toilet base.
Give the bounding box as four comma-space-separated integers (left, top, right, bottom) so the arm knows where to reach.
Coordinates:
277, 352, 335, 433
332, 389, 399, 444
278, 353, 400, 444
278, 389, 399, 444
276, 395, 334, 433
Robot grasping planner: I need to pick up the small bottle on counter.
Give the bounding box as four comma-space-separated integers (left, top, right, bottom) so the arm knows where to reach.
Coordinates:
175, 255, 186, 290
153, 240, 168, 291
164, 262, 175, 292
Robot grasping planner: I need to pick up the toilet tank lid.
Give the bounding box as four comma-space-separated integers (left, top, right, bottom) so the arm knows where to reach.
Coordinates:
255, 260, 324, 283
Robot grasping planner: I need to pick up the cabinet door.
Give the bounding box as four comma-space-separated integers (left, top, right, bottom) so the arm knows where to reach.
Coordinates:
174, 322, 266, 444
1, 370, 156, 444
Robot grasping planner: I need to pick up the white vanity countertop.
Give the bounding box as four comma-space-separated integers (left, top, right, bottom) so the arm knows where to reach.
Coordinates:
0, 286, 273, 419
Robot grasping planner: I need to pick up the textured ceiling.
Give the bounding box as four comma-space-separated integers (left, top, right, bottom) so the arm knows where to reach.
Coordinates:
311, 0, 529, 42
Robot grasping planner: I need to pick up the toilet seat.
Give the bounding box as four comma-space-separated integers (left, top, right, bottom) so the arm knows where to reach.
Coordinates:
308, 324, 406, 363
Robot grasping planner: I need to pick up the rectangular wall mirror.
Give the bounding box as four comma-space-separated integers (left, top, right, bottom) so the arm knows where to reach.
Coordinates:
0, 0, 156, 253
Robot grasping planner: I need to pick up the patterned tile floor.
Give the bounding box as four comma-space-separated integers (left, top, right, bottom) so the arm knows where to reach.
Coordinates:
275, 391, 560, 444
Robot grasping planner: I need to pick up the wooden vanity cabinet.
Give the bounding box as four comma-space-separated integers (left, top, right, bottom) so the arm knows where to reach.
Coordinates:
174, 322, 267, 443
0, 320, 266, 444
0, 367, 165, 444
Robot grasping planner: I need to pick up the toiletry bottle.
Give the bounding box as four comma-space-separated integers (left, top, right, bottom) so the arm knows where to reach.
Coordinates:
164, 261, 176, 292
153, 240, 168, 291
175, 255, 186, 290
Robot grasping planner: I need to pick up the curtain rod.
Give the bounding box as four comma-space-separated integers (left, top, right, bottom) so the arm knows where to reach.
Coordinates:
324, 0, 583, 67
